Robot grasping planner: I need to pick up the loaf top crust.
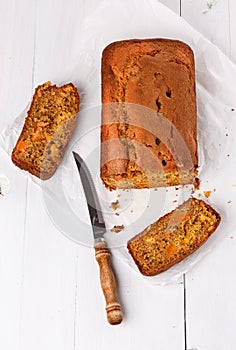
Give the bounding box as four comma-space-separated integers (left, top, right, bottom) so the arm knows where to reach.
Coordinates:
101, 39, 198, 187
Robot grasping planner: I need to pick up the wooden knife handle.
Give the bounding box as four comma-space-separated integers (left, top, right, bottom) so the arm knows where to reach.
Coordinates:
94, 240, 123, 325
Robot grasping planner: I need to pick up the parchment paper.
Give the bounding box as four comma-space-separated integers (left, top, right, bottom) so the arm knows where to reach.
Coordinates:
1, 0, 236, 285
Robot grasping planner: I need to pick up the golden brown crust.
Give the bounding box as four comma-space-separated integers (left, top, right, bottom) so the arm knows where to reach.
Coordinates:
101, 39, 198, 190
12, 82, 80, 180
127, 198, 221, 276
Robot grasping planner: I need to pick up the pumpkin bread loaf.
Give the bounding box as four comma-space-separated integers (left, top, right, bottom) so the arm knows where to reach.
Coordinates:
101, 39, 198, 190
12, 82, 80, 179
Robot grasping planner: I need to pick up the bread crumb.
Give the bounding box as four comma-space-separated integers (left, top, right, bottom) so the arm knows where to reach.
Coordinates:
231, 108, 235, 111
194, 177, 201, 191
115, 212, 120, 216
202, 1, 217, 14
117, 193, 121, 198
130, 209, 134, 213
207, 0, 217, 9
228, 200, 232, 204
213, 188, 216, 192
204, 191, 211, 198
109, 200, 120, 211
226, 133, 228, 136
173, 200, 177, 203
110, 225, 124, 233
197, 193, 202, 198
230, 236, 234, 239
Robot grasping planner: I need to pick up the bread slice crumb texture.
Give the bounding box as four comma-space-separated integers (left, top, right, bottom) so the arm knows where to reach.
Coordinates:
12, 81, 80, 179
127, 198, 221, 276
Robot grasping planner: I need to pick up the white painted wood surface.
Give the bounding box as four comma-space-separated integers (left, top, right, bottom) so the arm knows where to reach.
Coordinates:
180, 2, 236, 350
0, 1, 235, 349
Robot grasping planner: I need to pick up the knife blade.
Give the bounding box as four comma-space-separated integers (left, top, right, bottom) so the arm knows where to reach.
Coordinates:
73, 151, 123, 325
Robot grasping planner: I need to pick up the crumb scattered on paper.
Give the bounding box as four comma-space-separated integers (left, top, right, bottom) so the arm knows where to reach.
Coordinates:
0, 175, 10, 196
231, 108, 235, 111
130, 208, 134, 213
204, 191, 211, 198
110, 225, 124, 233
109, 200, 120, 211
115, 212, 120, 216
197, 193, 202, 198
228, 200, 232, 204
194, 177, 201, 191
203, 0, 217, 13
226, 133, 229, 136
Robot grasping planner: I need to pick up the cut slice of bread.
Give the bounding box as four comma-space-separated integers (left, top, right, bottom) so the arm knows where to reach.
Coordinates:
12, 81, 80, 179
127, 198, 221, 276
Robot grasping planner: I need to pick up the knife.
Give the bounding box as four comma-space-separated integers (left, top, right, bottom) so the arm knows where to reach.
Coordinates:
73, 151, 123, 325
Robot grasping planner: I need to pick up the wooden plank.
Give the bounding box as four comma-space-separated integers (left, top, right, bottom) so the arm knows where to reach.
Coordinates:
181, 1, 235, 350
0, 0, 35, 348
17, 0, 80, 349
181, 0, 231, 56
159, 0, 180, 14
229, 0, 236, 63
185, 237, 236, 350
0, 151, 28, 350
18, 182, 79, 350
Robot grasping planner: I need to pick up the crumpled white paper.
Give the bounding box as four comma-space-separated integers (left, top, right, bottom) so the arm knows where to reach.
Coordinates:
1, 0, 236, 285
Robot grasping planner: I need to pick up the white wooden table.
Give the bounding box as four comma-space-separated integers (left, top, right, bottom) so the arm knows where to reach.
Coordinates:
0, 1, 236, 349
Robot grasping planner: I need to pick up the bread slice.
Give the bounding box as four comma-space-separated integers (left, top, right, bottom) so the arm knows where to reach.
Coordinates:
127, 198, 221, 276
12, 81, 80, 179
